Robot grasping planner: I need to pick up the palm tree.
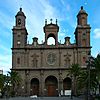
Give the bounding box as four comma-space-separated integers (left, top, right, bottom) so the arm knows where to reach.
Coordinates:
78, 69, 98, 95
0, 74, 4, 91
8, 71, 21, 96
77, 70, 87, 93
0, 74, 7, 96
93, 54, 100, 94
68, 64, 81, 96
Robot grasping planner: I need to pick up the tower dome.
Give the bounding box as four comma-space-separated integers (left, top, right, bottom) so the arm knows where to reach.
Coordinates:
15, 8, 26, 27
77, 6, 88, 16
16, 8, 26, 18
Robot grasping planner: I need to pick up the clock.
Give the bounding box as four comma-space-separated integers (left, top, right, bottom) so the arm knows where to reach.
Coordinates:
47, 53, 56, 65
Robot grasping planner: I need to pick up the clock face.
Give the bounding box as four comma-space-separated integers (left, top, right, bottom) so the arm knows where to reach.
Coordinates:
47, 53, 56, 65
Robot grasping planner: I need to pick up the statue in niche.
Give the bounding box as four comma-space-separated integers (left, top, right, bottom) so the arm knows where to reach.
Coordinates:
31, 54, 39, 67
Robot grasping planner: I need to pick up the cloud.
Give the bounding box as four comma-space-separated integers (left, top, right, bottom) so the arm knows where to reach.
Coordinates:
59, 29, 68, 37
0, 45, 11, 54
0, 54, 12, 74
0, 11, 14, 30
0, 0, 77, 74
19, 0, 59, 44
93, 28, 100, 39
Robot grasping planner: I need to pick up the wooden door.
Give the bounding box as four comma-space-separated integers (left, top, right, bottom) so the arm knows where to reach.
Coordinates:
31, 78, 39, 96
48, 85, 56, 96
32, 84, 39, 95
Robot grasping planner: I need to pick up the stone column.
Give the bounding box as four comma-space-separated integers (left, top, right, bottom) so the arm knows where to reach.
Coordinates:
25, 70, 30, 96
40, 70, 44, 96
58, 70, 63, 96
59, 51, 61, 67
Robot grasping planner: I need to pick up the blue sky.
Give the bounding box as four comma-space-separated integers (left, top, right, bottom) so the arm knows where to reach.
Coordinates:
0, 0, 100, 74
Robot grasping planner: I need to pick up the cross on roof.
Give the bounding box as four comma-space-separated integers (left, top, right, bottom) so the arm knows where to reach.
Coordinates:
50, 19, 52, 23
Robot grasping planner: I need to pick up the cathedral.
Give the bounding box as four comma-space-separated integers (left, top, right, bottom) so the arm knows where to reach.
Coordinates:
12, 6, 91, 96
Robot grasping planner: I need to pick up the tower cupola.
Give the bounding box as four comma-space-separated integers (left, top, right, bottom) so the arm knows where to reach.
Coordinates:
43, 19, 59, 45
77, 6, 88, 26
12, 8, 28, 48
15, 8, 26, 27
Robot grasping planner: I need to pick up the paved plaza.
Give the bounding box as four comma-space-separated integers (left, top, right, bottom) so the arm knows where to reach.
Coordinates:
0, 96, 85, 100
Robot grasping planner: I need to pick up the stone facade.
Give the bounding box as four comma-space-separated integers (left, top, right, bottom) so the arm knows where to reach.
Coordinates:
12, 7, 91, 96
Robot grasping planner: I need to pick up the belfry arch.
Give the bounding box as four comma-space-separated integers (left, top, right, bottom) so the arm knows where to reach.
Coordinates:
43, 19, 59, 45
47, 33, 56, 45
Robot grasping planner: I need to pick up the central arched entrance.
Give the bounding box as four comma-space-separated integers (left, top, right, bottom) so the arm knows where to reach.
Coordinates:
30, 78, 39, 96
45, 76, 58, 96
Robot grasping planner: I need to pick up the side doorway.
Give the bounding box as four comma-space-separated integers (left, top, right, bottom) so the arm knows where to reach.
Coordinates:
30, 78, 39, 96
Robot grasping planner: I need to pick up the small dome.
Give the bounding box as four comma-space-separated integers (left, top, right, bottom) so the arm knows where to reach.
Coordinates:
44, 23, 59, 30
16, 8, 26, 17
77, 6, 87, 16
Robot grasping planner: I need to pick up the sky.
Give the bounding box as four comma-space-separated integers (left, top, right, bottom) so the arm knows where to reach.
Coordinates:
0, 0, 100, 74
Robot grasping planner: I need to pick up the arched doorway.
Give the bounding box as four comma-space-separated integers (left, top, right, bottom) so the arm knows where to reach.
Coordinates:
63, 77, 71, 90
45, 76, 58, 96
30, 78, 39, 96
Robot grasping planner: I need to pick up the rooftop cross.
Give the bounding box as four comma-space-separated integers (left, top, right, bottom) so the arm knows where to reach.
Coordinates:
50, 18, 52, 23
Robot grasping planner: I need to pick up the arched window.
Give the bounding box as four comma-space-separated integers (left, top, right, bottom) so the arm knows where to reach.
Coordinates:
17, 58, 20, 64
47, 37, 55, 45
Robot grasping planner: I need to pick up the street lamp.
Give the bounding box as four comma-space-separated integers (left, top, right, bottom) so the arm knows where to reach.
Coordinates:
86, 51, 91, 100
6, 73, 9, 98
71, 75, 73, 99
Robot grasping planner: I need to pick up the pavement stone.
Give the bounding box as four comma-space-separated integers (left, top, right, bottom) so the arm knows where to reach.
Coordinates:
0, 96, 85, 100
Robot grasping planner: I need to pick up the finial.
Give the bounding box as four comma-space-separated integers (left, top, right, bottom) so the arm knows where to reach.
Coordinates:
60, 40, 61, 44
81, 6, 83, 10
56, 19, 57, 24
50, 18, 52, 23
45, 19, 47, 25
20, 8, 22, 11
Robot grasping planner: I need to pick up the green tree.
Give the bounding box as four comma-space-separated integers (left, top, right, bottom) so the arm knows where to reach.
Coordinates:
0, 74, 4, 91
77, 70, 87, 93
78, 69, 98, 95
0, 74, 9, 97
69, 64, 81, 96
93, 54, 100, 93
8, 71, 21, 96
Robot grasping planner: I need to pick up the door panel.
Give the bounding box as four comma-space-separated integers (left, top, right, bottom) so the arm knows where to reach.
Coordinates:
32, 85, 39, 95
48, 85, 56, 96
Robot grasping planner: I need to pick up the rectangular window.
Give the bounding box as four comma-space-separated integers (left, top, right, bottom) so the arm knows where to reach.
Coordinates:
17, 58, 20, 64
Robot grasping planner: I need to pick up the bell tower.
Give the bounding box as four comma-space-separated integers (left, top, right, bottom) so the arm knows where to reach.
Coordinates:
12, 8, 28, 48
43, 19, 59, 45
74, 6, 91, 47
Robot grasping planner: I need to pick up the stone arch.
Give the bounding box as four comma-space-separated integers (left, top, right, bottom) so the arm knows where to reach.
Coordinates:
47, 33, 56, 45
30, 78, 39, 96
63, 77, 71, 90
45, 75, 58, 96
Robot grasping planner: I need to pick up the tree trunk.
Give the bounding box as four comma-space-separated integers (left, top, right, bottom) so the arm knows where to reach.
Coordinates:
73, 77, 77, 96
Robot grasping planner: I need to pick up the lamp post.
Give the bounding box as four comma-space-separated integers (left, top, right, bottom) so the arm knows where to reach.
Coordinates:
71, 75, 73, 99
6, 73, 9, 98
87, 51, 91, 100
